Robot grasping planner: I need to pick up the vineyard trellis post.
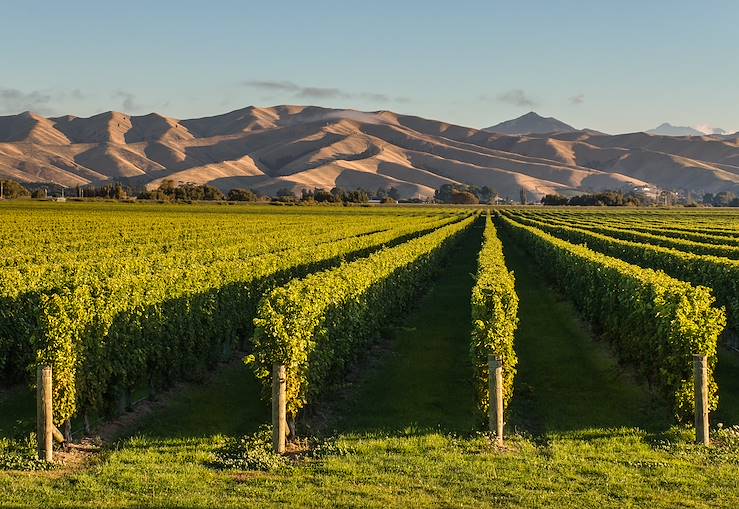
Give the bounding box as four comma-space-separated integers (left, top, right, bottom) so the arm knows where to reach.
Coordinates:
694, 355, 709, 446
272, 364, 287, 454
488, 355, 504, 445
36, 365, 53, 461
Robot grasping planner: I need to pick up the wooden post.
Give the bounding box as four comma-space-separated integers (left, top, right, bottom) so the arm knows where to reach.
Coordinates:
52, 425, 65, 444
84, 412, 92, 434
488, 355, 504, 445
125, 387, 133, 412
36, 365, 53, 461
694, 355, 710, 446
148, 376, 159, 402
63, 420, 72, 442
272, 364, 287, 454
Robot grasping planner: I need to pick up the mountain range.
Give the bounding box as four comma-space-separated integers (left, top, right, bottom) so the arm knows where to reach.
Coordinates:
646, 122, 727, 137
1, 106, 738, 201
484, 112, 577, 135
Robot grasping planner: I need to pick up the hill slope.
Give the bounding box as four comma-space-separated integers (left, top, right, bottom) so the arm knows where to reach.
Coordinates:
1, 106, 738, 200
484, 112, 577, 135
647, 122, 728, 137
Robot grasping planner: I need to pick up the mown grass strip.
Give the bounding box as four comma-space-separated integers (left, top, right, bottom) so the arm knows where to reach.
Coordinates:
499, 213, 725, 421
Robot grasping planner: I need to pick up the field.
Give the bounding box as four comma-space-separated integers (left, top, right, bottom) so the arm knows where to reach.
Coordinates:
1, 202, 739, 508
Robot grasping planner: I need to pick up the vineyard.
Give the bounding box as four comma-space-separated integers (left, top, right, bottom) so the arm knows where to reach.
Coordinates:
1, 201, 739, 508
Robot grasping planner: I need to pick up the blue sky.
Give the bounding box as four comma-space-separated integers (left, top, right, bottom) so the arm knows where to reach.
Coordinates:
1, 0, 737, 133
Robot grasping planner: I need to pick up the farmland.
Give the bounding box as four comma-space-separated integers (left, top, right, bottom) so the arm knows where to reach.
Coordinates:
1, 202, 739, 508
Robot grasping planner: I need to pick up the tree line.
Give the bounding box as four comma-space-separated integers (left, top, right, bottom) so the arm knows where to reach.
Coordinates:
4, 178, 738, 207
541, 190, 739, 207
433, 184, 496, 204
541, 191, 650, 206
0, 179, 408, 204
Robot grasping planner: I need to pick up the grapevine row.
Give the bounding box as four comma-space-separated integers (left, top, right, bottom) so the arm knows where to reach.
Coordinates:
503, 211, 739, 333
498, 214, 726, 419
470, 213, 519, 418
249, 215, 477, 420
2, 211, 468, 424
508, 210, 739, 259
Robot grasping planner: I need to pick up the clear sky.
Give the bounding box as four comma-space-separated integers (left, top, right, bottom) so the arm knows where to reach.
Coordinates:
1, 0, 737, 133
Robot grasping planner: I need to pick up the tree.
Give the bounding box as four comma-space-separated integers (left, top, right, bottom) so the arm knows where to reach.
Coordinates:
313, 188, 335, 203
81, 182, 138, 199
227, 188, 258, 202
448, 190, 479, 204
0, 179, 30, 199
138, 181, 224, 201
158, 179, 177, 195
138, 188, 171, 201
478, 185, 494, 204
345, 189, 369, 203
540, 190, 648, 207
712, 191, 736, 207
276, 188, 297, 202
435, 183, 493, 204
113, 184, 128, 200
541, 194, 569, 205
201, 185, 224, 201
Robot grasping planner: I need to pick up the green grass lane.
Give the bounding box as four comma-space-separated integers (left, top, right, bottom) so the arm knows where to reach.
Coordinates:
501, 237, 672, 434
329, 224, 482, 435
715, 347, 739, 425
127, 360, 268, 439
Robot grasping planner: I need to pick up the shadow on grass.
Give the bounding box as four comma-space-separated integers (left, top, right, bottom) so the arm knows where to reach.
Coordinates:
318, 224, 484, 437
501, 233, 674, 437
715, 346, 739, 425
124, 360, 269, 440
0, 385, 35, 439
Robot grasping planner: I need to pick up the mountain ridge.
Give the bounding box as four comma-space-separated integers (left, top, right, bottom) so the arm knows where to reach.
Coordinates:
484, 112, 577, 135
1, 105, 738, 201
647, 122, 728, 137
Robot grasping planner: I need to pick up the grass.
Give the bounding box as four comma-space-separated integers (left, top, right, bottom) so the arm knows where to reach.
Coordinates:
715, 347, 739, 425
327, 225, 480, 435
1, 225, 739, 507
127, 359, 268, 439
0, 386, 35, 440
501, 238, 672, 434
3, 430, 739, 507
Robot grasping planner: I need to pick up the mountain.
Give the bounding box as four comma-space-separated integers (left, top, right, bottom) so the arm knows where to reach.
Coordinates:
647, 122, 727, 137
1, 105, 738, 201
484, 112, 577, 135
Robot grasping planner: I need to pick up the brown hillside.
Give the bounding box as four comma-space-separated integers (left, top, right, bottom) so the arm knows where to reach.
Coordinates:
1, 106, 737, 200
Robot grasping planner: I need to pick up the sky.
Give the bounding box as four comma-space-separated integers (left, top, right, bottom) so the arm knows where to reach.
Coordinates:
1, 0, 737, 134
